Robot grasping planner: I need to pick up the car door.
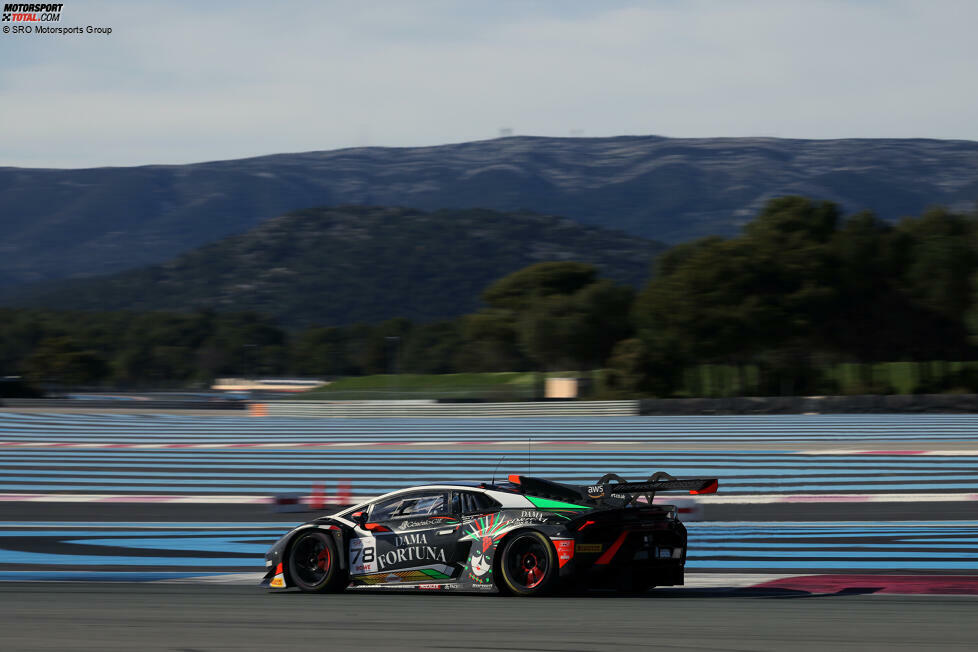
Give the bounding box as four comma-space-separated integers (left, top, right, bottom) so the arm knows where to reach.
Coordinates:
351, 490, 462, 584
456, 490, 504, 583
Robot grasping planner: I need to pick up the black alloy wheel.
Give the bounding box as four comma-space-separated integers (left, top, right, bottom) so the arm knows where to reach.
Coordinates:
287, 530, 346, 593
498, 531, 558, 596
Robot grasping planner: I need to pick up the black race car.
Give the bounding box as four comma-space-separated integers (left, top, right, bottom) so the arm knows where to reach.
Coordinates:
262, 472, 718, 596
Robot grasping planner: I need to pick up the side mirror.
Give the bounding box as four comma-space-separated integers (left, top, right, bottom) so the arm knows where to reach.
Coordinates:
351, 510, 367, 527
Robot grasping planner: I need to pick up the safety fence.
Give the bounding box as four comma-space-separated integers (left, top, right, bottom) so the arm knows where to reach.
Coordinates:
256, 400, 640, 418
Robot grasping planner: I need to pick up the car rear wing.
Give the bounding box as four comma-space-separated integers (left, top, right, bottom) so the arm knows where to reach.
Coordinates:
506, 472, 718, 506
584, 472, 718, 502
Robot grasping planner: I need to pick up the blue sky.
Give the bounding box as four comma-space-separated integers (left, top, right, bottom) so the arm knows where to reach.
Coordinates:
1, 0, 976, 168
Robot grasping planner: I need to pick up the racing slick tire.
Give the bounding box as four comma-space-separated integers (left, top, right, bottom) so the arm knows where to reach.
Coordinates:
497, 531, 559, 597
286, 530, 347, 593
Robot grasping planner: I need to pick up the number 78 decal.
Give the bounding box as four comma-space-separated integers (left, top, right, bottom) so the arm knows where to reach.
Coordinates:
350, 546, 376, 565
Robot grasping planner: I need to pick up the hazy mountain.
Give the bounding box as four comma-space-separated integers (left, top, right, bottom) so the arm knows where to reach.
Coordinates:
0, 206, 665, 327
2, 135, 976, 287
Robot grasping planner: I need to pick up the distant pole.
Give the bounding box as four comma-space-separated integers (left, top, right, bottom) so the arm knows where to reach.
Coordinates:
385, 336, 401, 400
243, 344, 257, 382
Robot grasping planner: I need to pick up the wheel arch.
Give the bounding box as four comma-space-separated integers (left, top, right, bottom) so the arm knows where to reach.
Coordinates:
281, 524, 348, 586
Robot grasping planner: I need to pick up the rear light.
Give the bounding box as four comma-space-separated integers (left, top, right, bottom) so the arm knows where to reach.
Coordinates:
690, 479, 718, 495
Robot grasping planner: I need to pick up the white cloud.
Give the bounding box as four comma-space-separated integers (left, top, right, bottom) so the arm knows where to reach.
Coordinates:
0, 0, 976, 167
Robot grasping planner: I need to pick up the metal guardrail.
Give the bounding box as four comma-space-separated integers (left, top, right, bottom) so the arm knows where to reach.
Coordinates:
259, 400, 640, 418
638, 393, 978, 414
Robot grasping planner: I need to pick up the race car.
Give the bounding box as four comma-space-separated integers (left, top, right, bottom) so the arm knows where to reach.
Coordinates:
262, 472, 718, 596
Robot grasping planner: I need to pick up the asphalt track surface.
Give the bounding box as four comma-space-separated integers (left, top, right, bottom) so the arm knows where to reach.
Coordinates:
1, 583, 976, 652
1, 409, 976, 650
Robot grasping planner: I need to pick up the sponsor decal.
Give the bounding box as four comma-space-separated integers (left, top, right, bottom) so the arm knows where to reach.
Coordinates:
377, 545, 446, 570
462, 513, 510, 584
586, 485, 605, 499
576, 543, 603, 553
552, 539, 575, 568
352, 532, 449, 572
268, 564, 285, 589
393, 533, 430, 547
376, 533, 447, 570
418, 584, 441, 590
356, 567, 452, 585
399, 516, 457, 530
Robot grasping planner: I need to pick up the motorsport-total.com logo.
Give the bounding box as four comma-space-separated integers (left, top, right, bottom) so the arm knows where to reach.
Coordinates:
2, 3, 63, 22
2, 3, 113, 35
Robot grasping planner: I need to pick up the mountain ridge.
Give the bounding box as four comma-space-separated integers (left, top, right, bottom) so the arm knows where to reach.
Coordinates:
2, 135, 977, 287
0, 205, 665, 327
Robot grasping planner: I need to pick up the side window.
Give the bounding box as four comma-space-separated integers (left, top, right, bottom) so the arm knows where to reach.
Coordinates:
369, 492, 450, 521
460, 491, 500, 515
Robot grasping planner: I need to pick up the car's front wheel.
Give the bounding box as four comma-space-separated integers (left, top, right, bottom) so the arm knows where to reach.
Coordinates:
497, 531, 558, 596
287, 530, 347, 593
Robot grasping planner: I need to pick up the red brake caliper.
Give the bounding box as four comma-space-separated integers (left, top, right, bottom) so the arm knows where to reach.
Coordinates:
316, 548, 330, 571
523, 553, 542, 587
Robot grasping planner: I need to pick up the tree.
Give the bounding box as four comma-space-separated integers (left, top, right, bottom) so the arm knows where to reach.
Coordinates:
399, 321, 464, 374
482, 262, 598, 310
889, 208, 977, 359
470, 262, 634, 371
454, 310, 528, 372
603, 338, 650, 395
22, 337, 109, 386
517, 280, 634, 370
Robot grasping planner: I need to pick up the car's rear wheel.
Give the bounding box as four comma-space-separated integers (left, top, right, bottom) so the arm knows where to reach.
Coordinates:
498, 531, 558, 596
287, 530, 346, 593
